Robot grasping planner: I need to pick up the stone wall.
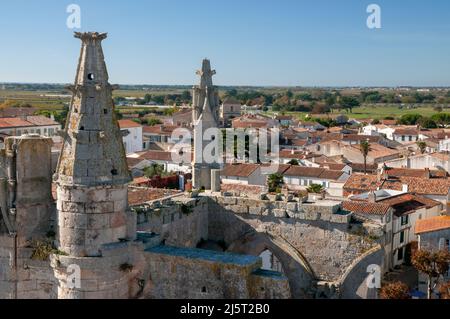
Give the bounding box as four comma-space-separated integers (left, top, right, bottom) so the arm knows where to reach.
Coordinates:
143, 245, 290, 299
134, 195, 208, 248
0, 136, 56, 299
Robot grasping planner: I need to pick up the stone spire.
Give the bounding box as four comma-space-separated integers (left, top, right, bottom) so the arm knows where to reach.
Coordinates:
192, 59, 221, 190
192, 58, 220, 126
55, 32, 131, 187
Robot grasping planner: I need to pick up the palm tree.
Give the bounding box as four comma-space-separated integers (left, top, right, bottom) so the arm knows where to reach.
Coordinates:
417, 141, 427, 154
307, 184, 324, 194
360, 140, 371, 174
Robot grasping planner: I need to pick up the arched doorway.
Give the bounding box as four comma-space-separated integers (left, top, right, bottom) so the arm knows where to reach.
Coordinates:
227, 231, 315, 298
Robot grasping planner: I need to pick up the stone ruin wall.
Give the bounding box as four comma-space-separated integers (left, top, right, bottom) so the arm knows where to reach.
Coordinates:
0, 136, 57, 299
133, 193, 384, 299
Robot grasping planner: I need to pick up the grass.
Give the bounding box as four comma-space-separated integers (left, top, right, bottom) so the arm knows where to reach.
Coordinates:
271, 104, 443, 121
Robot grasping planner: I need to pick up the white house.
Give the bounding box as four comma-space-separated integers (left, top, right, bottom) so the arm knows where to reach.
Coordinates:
282, 166, 349, 196
220, 163, 265, 186
118, 120, 143, 154
0, 115, 61, 137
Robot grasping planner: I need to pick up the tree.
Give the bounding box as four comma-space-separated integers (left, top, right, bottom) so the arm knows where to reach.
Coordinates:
144, 163, 166, 178
360, 140, 371, 174
398, 114, 422, 125
379, 281, 411, 299
146, 118, 162, 126
439, 281, 450, 299
411, 249, 450, 299
267, 173, 284, 193
339, 96, 360, 113
431, 113, 450, 126
287, 159, 299, 166
307, 184, 324, 194
419, 117, 437, 129
416, 141, 427, 154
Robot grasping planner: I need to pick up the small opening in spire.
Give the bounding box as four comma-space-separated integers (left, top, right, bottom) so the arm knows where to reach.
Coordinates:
88, 73, 95, 81
111, 169, 118, 176
104, 109, 108, 114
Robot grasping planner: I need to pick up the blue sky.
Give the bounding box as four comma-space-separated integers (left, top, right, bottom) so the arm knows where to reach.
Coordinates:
0, 0, 450, 86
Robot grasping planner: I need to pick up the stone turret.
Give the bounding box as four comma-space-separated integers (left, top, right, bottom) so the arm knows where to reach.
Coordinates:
192, 59, 221, 190
55, 32, 134, 258
52, 33, 138, 299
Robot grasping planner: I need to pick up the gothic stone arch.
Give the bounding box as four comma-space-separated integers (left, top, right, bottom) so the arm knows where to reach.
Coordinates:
227, 231, 315, 298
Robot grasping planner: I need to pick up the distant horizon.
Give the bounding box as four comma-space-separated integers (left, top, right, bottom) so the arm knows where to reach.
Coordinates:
1, 82, 450, 90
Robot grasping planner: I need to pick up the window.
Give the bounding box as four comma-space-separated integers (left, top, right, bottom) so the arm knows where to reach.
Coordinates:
401, 215, 409, 226
400, 231, 405, 244
409, 136, 412, 142
398, 247, 404, 261
402, 136, 405, 141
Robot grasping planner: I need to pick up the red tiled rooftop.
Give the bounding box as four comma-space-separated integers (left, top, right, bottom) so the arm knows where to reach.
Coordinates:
415, 216, 450, 235
118, 119, 142, 129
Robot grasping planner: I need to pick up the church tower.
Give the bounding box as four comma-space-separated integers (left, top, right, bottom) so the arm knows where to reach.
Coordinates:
52, 32, 137, 299
192, 59, 221, 190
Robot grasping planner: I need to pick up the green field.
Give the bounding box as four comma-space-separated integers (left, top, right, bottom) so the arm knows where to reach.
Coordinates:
274, 104, 442, 121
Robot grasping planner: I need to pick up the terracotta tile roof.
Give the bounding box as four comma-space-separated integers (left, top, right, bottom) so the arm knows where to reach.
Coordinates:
321, 163, 346, 170
384, 167, 445, 178
143, 124, 183, 135
221, 163, 260, 177
284, 166, 344, 180
128, 187, 180, 206
0, 117, 34, 128
232, 119, 268, 129
349, 163, 378, 173
342, 201, 391, 216
379, 193, 441, 216
261, 163, 291, 174
25, 115, 59, 126
342, 134, 381, 143
415, 216, 450, 235
118, 119, 142, 129
344, 174, 450, 196
347, 143, 400, 159
430, 152, 450, 161
381, 119, 397, 125
139, 150, 177, 162
394, 128, 419, 135
127, 157, 143, 168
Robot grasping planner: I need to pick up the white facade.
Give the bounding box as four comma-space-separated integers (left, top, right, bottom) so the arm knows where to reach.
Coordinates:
122, 126, 143, 154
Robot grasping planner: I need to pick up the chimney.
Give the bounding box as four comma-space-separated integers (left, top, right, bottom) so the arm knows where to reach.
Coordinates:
368, 191, 377, 203
377, 165, 388, 182
424, 167, 431, 179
